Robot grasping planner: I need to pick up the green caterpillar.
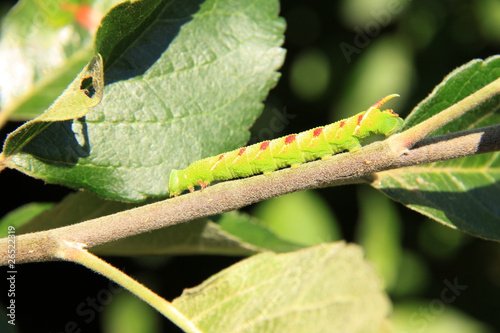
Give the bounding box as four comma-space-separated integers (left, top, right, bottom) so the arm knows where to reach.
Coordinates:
169, 94, 403, 196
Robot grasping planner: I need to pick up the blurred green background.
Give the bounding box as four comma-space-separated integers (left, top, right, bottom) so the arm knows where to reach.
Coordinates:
0, 0, 499, 332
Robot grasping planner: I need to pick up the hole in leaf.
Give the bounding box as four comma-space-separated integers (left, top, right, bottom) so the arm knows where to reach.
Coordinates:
80, 76, 96, 98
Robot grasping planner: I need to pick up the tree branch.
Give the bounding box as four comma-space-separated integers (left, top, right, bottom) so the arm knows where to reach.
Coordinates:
2, 124, 499, 265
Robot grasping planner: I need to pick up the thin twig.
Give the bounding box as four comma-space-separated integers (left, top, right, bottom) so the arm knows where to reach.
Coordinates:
387, 76, 500, 153
57, 241, 202, 333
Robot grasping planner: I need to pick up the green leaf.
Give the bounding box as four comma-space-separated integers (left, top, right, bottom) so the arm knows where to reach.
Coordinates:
94, 210, 305, 256
2, 54, 104, 157
0, 0, 118, 120
94, 0, 164, 65
216, 211, 305, 253
403, 55, 500, 133
4, 0, 286, 201
93, 218, 261, 256
373, 56, 500, 241
0, 202, 54, 238
172, 243, 391, 333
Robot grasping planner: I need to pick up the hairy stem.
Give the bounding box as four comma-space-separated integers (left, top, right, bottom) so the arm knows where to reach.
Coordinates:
55, 241, 202, 332
1, 124, 499, 265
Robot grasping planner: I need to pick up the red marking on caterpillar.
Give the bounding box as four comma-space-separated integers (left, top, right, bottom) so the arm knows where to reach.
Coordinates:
168, 94, 404, 197
355, 114, 365, 134
357, 114, 364, 126
313, 128, 323, 137
285, 135, 296, 145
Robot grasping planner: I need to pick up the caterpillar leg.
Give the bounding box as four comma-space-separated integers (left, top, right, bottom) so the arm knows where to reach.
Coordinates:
342, 139, 362, 152
198, 180, 209, 189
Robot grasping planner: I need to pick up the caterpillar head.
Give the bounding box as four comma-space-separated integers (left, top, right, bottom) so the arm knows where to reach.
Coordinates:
378, 109, 405, 136
370, 94, 404, 136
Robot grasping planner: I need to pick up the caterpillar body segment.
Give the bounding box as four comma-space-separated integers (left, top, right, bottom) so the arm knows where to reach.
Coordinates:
169, 94, 403, 196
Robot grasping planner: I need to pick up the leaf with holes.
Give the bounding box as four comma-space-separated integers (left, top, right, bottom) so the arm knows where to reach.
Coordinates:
2, 0, 286, 201
1, 54, 104, 158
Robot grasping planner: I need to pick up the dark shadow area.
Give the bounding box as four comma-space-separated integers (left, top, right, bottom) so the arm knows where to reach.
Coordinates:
0, 255, 242, 333
22, 119, 90, 166
99, 0, 205, 84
